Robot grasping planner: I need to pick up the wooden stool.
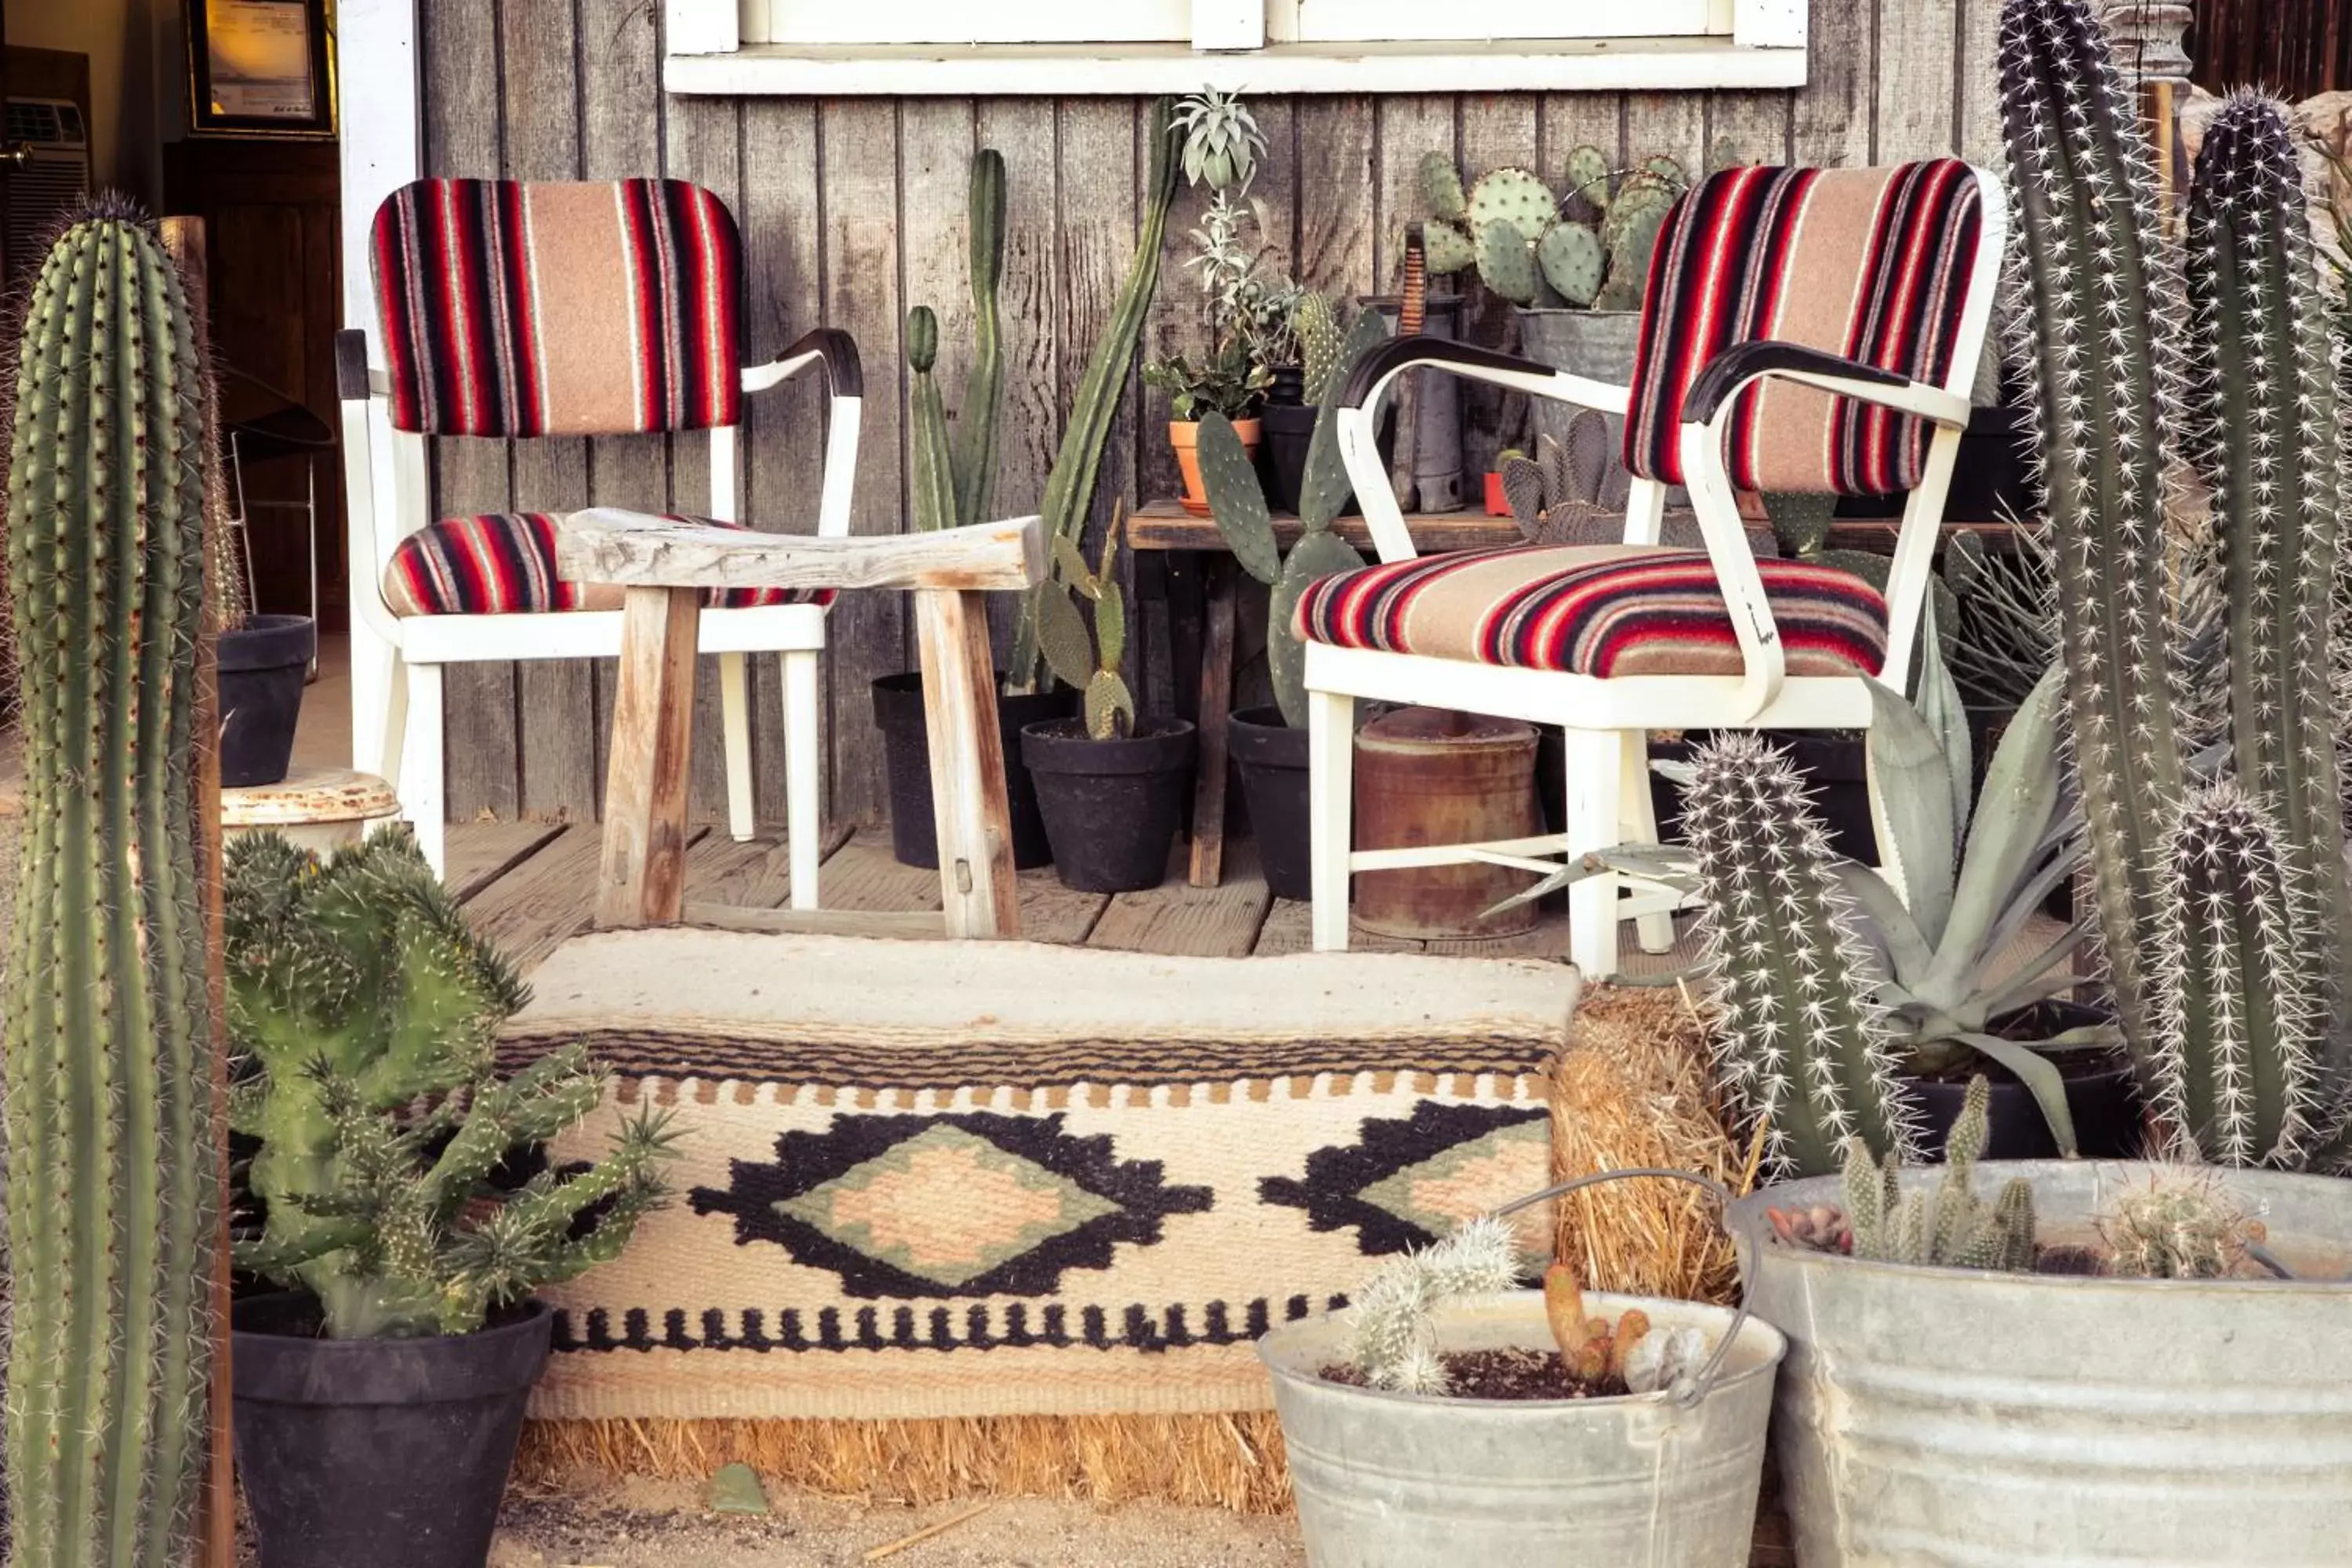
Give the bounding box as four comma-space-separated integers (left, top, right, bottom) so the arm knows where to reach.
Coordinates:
557, 510, 1046, 939
221, 765, 402, 857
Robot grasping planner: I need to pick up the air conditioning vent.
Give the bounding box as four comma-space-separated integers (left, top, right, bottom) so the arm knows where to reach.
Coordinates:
4, 97, 93, 289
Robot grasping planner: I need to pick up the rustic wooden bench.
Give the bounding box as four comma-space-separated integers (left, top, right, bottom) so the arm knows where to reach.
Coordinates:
557, 510, 1047, 940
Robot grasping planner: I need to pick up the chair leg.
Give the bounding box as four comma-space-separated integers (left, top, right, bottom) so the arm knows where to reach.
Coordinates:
719, 652, 754, 843
378, 652, 411, 793
1308, 687, 1356, 953
402, 662, 446, 878
1617, 729, 1675, 955
780, 648, 822, 912
1562, 726, 1623, 981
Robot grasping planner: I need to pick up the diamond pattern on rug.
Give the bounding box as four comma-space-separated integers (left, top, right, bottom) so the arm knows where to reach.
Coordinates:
1260, 1102, 1550, 1255
692, 1112, 1214, 1300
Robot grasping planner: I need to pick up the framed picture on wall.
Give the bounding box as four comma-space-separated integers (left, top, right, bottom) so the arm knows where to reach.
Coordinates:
187, 0, 336, 137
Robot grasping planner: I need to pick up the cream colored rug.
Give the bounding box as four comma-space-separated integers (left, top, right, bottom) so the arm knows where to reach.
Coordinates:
502, 931, 1579, 1422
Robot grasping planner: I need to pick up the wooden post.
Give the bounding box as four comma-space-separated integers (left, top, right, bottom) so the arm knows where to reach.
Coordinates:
596, 586, 702, 928
1185, 557, 1238, 888
913, 587, 1021, 938
162, 212, 239, 1568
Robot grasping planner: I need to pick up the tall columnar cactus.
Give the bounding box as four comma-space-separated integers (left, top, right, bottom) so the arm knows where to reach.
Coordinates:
2148, 782, 2325, 1168
226, 831, 677, 1338
1682, 734, 1915, 1178
1997, 0, 2190, 1061
4, 205, 216, 1568
2183, 93, 2352, 1066
902, 151, 1006, 533
1842, 1078, 2038, 1272
1010, 100, 1183, 694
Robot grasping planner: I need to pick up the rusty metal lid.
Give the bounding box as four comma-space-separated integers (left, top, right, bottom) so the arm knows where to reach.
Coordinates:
1357, 706, 1536, 755
221, 766, 401, 827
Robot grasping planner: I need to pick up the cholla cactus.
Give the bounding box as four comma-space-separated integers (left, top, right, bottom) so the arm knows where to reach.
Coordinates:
2097, 1172, 2256, 1279
2149, 783, 2325, 1167
1843, 1078, 2037, 1272
2183, 93, 2352, 1064
1682, 734, 1916, 1179
227, 830, 679, 1338
1997, 0, 2191, 1059
1348, 1216, 1520, 1396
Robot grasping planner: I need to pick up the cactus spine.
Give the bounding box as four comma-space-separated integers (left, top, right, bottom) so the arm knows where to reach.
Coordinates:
2182, 93, 2352, 1071
1844, 1078, 2037, 1272
1682, 734, 1915, 1178
1010, 99, 1181, 694
1997, 0, 2190, 1060
4, 206, 216, 1568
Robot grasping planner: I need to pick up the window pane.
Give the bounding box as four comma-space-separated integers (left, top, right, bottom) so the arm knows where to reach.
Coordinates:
1288, 0, 1716, 42
764, 0, 1192, 44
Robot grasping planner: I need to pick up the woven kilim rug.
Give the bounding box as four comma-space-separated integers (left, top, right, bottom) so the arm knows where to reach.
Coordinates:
499, 930, 1578, 1422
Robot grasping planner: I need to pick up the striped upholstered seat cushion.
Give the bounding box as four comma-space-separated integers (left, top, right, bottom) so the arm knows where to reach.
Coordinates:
1292, 544, 1888, 680
1625, 161, 1984, 495
384, 514, 833, 617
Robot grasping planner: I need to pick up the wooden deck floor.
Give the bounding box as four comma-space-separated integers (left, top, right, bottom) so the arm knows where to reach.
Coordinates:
445, 818, 1668, 978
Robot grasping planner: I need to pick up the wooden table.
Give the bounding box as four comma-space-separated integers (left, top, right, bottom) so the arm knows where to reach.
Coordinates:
1128, 497, 2024, 889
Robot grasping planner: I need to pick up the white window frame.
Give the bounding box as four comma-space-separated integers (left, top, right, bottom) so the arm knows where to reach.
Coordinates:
670, 0, 1807, 95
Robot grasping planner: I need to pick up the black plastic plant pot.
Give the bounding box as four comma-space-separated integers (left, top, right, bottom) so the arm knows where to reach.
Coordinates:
874, 672, 1075, 870
1021, 717, 1196, 893
233, 1293, 553, 1568
1901, 1001, 2143, 1162
1265, 364, 1308, 406
1229, 705, 1310, 900
219, 614, 316, 789
1260, 402, 1320, 514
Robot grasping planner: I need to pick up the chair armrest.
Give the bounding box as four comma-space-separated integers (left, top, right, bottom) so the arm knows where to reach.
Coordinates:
1338, 336, 1632, 416
555, 510, 1044, 593
743, 328, 864, 398
742, 329, 863, 540
1680, 341, 1971, 430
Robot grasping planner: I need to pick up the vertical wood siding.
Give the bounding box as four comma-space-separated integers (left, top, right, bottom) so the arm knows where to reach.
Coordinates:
416, 0, 2005, 826
2194, 0, 2349, 100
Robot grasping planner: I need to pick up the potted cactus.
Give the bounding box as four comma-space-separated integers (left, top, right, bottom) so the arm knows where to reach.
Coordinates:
4, 201, 220, 1568
1722, 14, 2352, 1565
225, 829, 679, 1568
1194, 308, 1387, 898
1021, 518, 1196, 892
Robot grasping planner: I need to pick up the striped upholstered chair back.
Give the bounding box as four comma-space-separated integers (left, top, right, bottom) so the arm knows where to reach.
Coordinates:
1624, 159, 1986, 496
369, 177, 745, 438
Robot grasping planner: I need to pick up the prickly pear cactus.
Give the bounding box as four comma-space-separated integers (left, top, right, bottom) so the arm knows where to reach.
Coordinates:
4, 203, 218, 1568
1422, 220, 1477, 278
1294, 290, 1345, 403
1563, 144, 1613, 213
1475, 218, 1541, 306
1465, 166, 1557, 244
1419, 149, 1468, 223
1537, 220, 1606, 307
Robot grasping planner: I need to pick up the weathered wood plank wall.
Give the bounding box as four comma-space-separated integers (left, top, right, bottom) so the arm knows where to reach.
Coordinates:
416, 0, 2006, 828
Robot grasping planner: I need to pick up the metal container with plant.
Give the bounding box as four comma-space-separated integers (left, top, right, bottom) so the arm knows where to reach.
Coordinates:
874, 151, 1078, 873
1259, 1174, 1786, 1567
225, 829, 679, 1568
1020, 514, 1196, 893
2, 200, 218, 1568
1722, 9, 2352, 1563
1192, 307, 1387, 898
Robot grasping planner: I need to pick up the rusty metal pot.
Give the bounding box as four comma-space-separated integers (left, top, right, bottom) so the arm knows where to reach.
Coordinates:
1352, 707, 1541, 942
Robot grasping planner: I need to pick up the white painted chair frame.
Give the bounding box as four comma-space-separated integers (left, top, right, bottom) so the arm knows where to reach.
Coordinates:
1306, 164, 2007, 978
334, 326, 861, 904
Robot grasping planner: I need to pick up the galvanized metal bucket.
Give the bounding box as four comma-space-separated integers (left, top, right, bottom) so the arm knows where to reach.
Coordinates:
1733, 1161, 2352, 1566
1259, 1171, 1788, 1568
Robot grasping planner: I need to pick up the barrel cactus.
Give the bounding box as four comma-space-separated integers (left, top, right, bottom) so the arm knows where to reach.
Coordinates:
1997, 0, 2191, 1061
4, 201, 216, 1568
226, 829, 678, 1338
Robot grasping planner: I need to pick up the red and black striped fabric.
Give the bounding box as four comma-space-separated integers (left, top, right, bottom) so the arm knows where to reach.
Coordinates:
383, 514, 831, 617
1624, 161, 1984, 495
1292, 543, 1889, 680
371, 178, 744, 437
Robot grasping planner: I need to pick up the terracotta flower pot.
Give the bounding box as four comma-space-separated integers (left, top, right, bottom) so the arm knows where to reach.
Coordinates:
1483, 470, 1511, 517
1171, 417, 1261, 516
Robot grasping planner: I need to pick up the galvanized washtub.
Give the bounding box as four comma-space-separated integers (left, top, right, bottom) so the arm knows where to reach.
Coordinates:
1259, 1171, 1787, 1568
1733, 1162, 2352, 1566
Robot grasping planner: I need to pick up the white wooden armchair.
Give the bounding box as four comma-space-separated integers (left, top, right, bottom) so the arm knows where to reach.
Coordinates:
337, 177, 857, 899
1300, 160, 2006, 978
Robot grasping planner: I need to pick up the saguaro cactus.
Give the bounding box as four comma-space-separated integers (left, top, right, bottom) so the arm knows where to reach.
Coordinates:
2149, 782, 2324, 1167
1681, 734, 1915, 1178
1997, 0, 2190, 1058
2183, 93, 2352, 1068
4, 203, 217, 1567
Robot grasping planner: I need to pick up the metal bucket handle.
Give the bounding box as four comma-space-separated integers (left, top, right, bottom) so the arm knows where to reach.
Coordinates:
1490, 1167, 1751, 1409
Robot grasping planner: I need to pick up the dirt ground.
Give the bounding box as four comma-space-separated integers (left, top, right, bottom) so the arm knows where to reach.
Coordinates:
485, 1478, 1305, 1568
